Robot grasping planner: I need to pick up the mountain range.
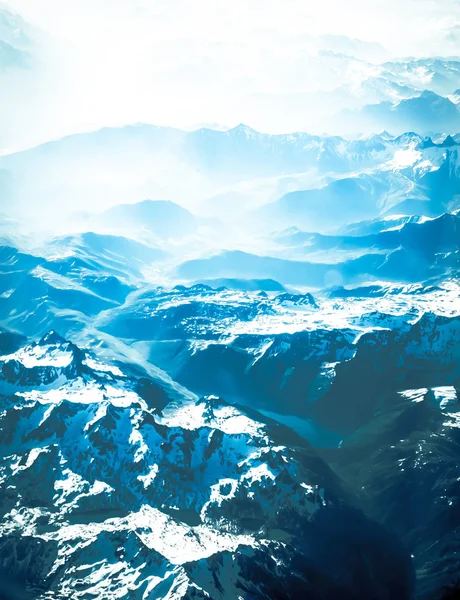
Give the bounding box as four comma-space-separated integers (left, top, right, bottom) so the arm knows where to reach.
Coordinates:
0, 331, 417, 599
338, 91, 460, 136
1, 16, 460, 596
1, 263, 459, 598
2, 127, 460, 231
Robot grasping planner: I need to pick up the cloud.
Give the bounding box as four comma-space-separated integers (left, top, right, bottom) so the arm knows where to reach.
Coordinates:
1, 0, 460, 150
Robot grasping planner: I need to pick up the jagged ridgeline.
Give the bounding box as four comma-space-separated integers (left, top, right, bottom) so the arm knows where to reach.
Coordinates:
0, 332, 414, 599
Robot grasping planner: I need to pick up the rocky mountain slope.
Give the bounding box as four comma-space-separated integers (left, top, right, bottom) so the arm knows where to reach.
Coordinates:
1, 274, 459, 598
0, 332, 414, 599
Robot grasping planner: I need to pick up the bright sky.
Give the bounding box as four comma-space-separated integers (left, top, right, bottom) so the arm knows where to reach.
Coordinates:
2, 0, 460, 149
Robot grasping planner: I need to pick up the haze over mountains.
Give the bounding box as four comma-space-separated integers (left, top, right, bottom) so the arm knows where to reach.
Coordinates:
2, 126, 460, 230
2, 0, 460, 149
1, 1, 460, 599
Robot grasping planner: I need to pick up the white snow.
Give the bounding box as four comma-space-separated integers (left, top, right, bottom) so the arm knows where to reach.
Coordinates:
18, 378, 145, 408
399, 388, 428, 403
387, 145, 421, 169
158, 399, 264, 436
2, 344, 74, 368
226, 280, 460, 337
137, 464, 159, 488
83, 357, 125, 377
49, 505, 256, 565
432, 386, 458, 410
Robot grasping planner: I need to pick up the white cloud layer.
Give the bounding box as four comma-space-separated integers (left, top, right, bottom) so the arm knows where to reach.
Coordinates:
2, 0, 460, 149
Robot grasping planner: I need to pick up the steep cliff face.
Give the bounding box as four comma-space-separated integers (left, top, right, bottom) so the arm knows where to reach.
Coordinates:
325, 386, 460, 599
